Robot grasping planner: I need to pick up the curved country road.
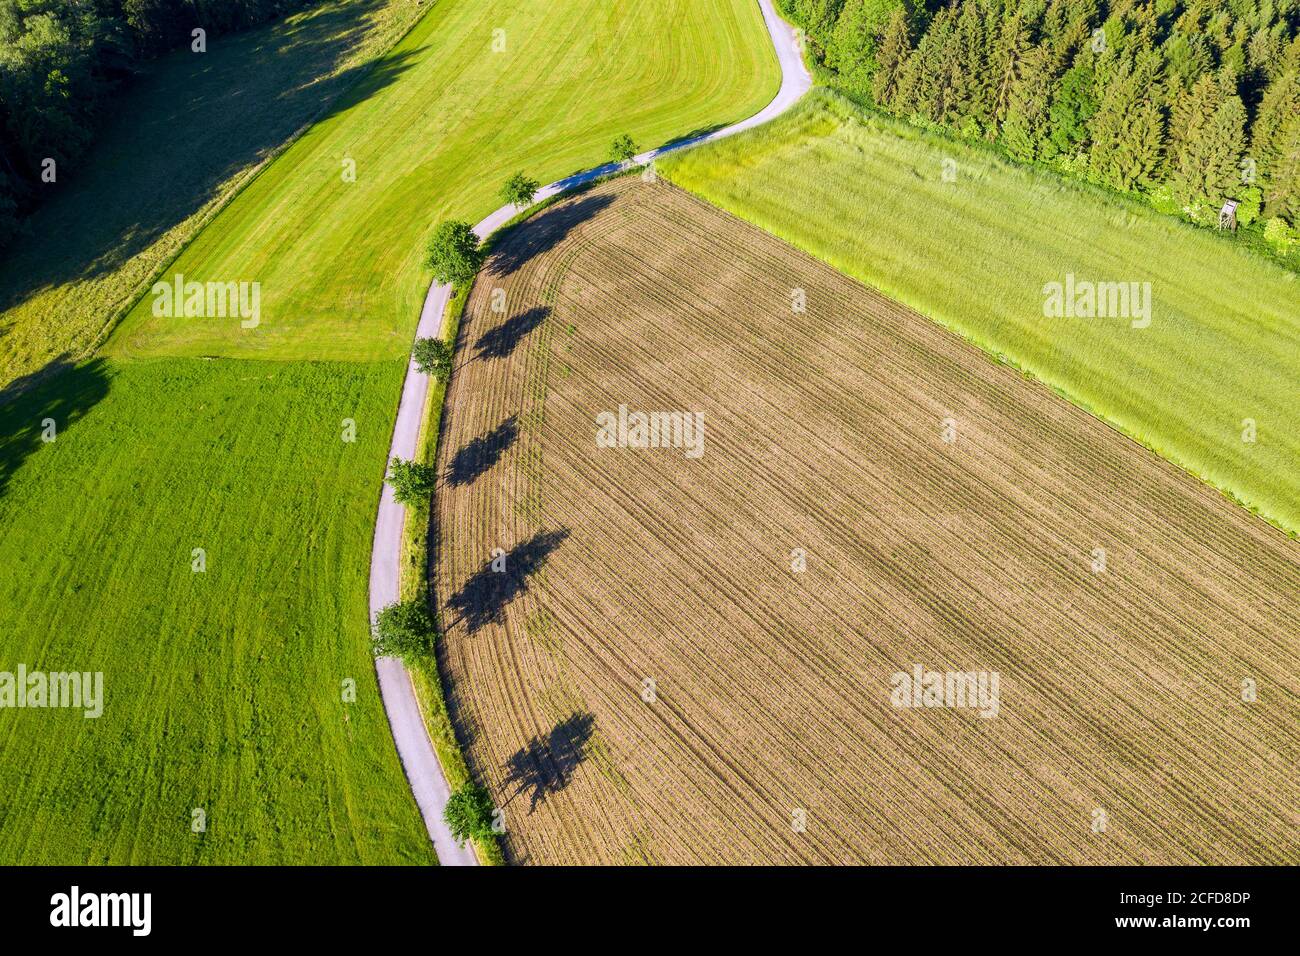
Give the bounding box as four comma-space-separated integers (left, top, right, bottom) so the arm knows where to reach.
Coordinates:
367, 0, 812, 865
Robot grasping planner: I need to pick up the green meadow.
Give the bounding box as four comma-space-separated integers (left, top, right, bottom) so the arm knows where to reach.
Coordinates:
0, 359, 423, 864
0, 0, 778, 862
106, 0, 777, 362
662, 91, 1300, 535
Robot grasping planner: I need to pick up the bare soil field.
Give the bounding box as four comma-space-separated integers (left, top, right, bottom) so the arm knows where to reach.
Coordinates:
432, 177, 1300, 865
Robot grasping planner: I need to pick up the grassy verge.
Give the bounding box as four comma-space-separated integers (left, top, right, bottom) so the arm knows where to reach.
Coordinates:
662, 89, 1300, 536
400, 284, 505, 865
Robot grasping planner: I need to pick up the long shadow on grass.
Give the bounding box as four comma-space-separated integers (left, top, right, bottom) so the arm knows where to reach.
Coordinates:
658, 121, 727, 153
501, 712, 596, 815
445, 529, 568, 635
485, 193, 615, 277
472, 306, 549, 362
0, 356, 111, 500
445, 415, 518, 488
0, 0, 419, 315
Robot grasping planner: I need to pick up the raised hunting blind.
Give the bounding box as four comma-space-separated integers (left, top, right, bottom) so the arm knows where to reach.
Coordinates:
1219, 200, 1238, 231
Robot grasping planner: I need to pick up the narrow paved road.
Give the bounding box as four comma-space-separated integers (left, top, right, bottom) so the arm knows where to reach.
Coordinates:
368, 0, 812, 866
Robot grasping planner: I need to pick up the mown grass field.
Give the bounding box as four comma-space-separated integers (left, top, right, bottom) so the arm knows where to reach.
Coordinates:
661, 90, 1300, 536
0, 0, 780, 863
105, 0, 778, 362
0, 0, 428, 390
435, 177, 1300, 864
0, 359, 429, 863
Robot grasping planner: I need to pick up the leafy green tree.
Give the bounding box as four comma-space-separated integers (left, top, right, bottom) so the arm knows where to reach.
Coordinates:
0, 3, 100, 176
1090, 97, 1165, 192
412, 336, 452, 379
609, 133, 638, 163
790, 0, 848, 60
423, 220, 483, 285
1043, 0, 1098, 67
1246, 26, 1285, 85
443, 784, 496, 846
828, 0, 907, 102
386, 456, 438, 506
371, 599, 436, 665
1046, 61, 1099, 159
1263, 215, 1297, 255
1219, 44, 1246, 91
499, 170, 539, 208
122, 0, 190, 55
888, 45, 921, 116
1235, 185, 1263, 227
1162, 29, 1213, 95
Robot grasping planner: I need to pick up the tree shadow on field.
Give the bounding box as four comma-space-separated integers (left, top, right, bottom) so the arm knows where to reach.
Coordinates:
657, 121, 727, 155
486, 193, 616, 277
0, 356, 111, 501
473, 306, 549, 361
445, 415, 518, 488
502, 712, 596, 815
446, 529, 569, 635
0, 0, 419, 314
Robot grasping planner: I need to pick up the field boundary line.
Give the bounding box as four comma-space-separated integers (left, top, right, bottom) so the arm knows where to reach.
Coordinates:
366, 0, 812, 865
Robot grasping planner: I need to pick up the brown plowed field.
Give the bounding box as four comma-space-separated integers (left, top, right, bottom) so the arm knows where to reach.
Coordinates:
431, 176, 1300, 865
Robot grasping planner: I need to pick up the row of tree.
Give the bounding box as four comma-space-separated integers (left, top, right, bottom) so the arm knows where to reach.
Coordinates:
784, 0, 1300, 239
0, 0, 319, 250
376, 363, 494, 851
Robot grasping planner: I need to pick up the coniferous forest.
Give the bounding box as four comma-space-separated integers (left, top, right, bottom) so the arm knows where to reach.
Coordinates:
782, 0, 1300, 256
